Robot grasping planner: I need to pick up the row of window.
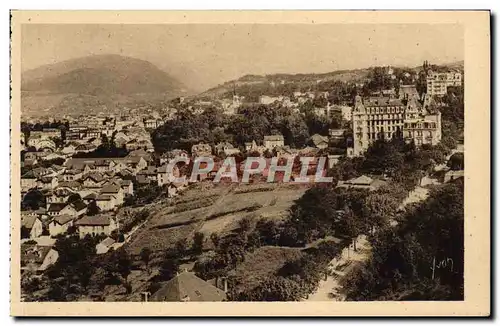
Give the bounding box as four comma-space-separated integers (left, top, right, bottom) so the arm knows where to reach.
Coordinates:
367, 125, 400, 132
367, 120, 403, 126
365, 106, 404, 115
404, 122, 437, 129
365, 114, 404, 120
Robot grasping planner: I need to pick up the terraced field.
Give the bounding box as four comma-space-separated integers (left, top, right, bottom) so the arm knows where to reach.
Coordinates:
125, 182, 310, 256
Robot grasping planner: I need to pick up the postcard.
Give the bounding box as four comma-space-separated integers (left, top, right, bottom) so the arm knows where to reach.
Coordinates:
10, 10, 490, 316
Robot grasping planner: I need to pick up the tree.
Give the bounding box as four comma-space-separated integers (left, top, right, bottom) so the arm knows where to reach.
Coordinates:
210, 232, 220, 248
47, 282, 65, 302
105, 250, 132, 293
448, 152, 464, 171
140, 247, 152, 273
159, 257, 180, 281
255, 219, 280, 246
341, 179, 464, 301
174, 238, 188, 257
67, 193, 82, 205
192, 232, 205, 256
87, 201, 100, 216
363, 192, 399, 234
339, 208, 363, 251
238, 217, 252, 234
236, 276, 302, 301
21, 226, 31, 239
22, 189, 45, 210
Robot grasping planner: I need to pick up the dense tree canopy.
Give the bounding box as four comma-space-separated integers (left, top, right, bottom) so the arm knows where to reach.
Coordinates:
341, 179, 464, 300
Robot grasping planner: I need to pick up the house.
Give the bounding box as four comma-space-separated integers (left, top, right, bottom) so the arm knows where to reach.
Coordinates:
48, 214, 75, 236
160, 149, 189, 165
24, 151, 46, 162
21, 214, 43, 239
191, 143, 212, 157
143, 118, 162, 129
46, 203, 68, 217
75, 215, 118, 238
66, 200, 88, 217
215, 142, 240, 156
21, 244, 59, 273
157, 165, 180, 187
82, 172, 106, 189
46, 201, 86, 217
37, 176, 58, 190
263, 135, 285, 149
62, 169, 83, 181
336, 175, 387, 191
46, 188, 74, 204
244, 140, 258, 152
21, 171, 38, 192
137, 166, 158, 184
101, 182, 124, 205
120, 179, 134, 196
96, 237, 116, 255
65, 157, 147, 174
127, 148, 153, 163
166, 182, 187, 198
95, 194, 117, 211
150, 271, 226, 302
310, 134, 329, 149
328, 129, 346, 141
57, 180, 83, 193
399, 85, 420, 100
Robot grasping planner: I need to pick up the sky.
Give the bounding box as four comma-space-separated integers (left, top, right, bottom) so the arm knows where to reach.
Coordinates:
21, 24, 464, 92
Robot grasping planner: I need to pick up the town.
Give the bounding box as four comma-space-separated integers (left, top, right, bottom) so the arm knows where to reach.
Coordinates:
20, 59, 465, 302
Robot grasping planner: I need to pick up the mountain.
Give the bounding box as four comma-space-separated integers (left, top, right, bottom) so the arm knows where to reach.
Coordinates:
21, 54, 188, 116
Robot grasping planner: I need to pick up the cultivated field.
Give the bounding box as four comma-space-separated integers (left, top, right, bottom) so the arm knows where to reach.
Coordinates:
125, 182, 309, 256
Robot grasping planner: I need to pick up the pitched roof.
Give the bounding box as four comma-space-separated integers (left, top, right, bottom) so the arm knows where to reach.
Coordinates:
21, 215, 39, 229
120, 179, 132, 186
83, 193, 97, 200
75, 215, 112, 226
365, 97, 404, 107
58, 181, 82, 190
96, 194, 115, 201
39, 176, 55, 183
52, 214, 74, 225
70, 200, 87, 212
348, 175, 374, 185
98, 237, 116, 247
21, 170, 37, 179
47, 203, 67, 212
150, 272, 226, 302
83, 172, 104, 183
101, 183, 121, 194
311, 134, 329, 146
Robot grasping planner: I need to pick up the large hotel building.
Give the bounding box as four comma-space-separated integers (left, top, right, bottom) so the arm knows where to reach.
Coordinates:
426, 71, 462, 96
350, 88, 442, 156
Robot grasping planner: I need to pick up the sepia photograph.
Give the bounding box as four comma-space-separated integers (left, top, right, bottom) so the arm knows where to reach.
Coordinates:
10, 10, 490, 316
